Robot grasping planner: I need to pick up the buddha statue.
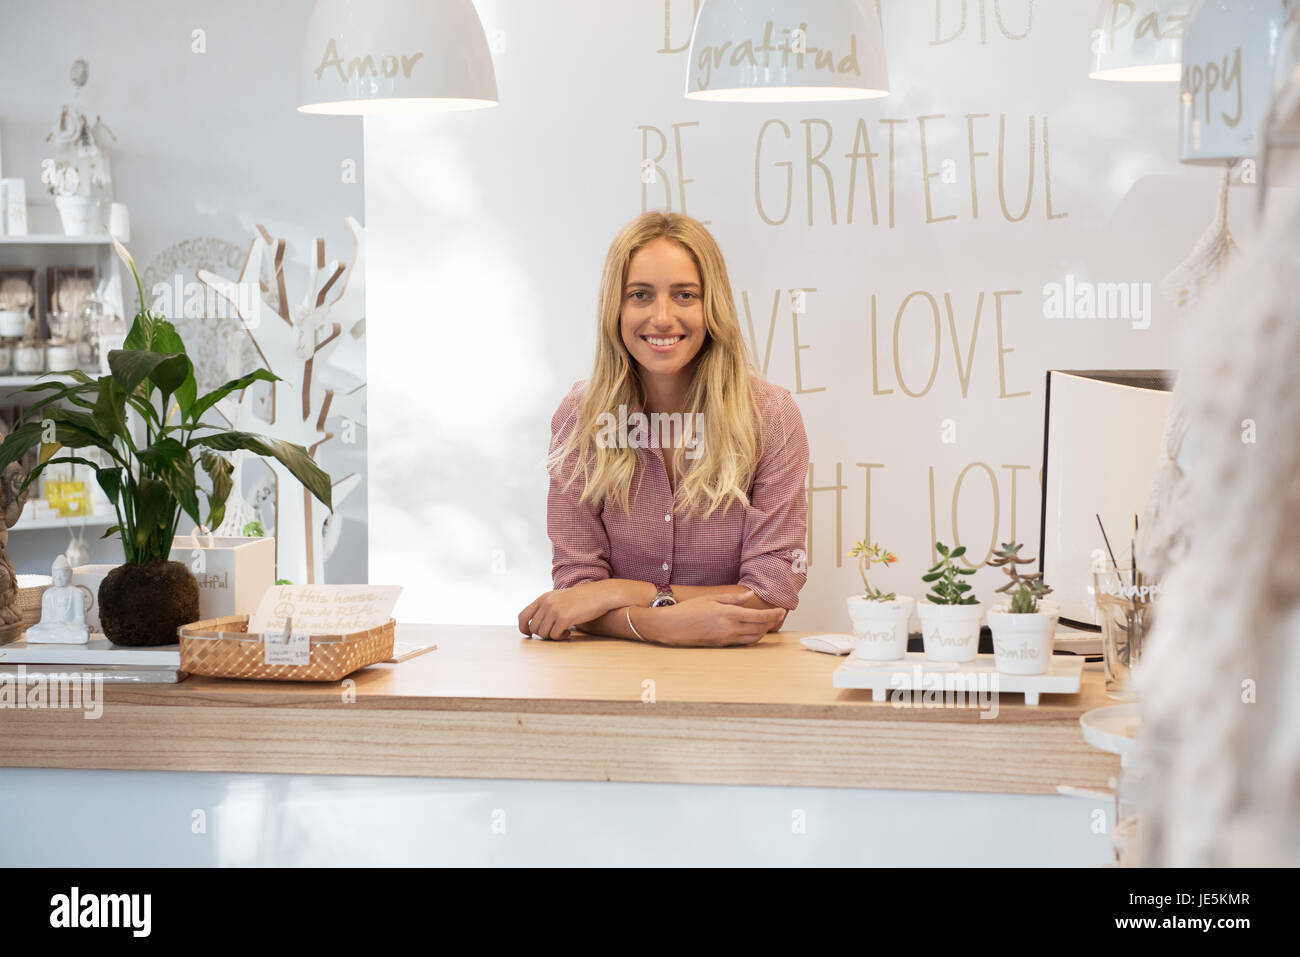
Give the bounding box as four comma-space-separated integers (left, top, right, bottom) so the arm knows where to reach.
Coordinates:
25, 555, 91, 644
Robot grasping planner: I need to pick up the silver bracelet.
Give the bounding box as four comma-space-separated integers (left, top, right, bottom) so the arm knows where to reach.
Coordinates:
626, 606, 646, 642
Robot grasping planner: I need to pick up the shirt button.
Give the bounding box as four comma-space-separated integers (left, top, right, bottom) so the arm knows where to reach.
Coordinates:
662, 562, 669, 571
664, 514, 672, 522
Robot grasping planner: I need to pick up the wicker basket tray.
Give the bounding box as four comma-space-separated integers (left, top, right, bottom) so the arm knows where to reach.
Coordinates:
15, 584, 50, 626
178, 614, 396, 682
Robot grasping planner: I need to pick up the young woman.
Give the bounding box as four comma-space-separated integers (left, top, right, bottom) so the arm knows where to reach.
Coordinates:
518, 212, 809, 647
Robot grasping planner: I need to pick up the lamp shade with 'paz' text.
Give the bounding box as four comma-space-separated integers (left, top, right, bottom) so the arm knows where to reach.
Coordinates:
1090, 0, 1194, 82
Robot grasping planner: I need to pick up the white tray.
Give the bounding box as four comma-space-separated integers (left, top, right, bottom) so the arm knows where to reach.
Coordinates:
0, 637, 181, 667
833, 652, 1083, 706
1080, 703, 1141, 757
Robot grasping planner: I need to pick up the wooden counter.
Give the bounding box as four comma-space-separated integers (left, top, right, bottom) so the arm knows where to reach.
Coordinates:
0, 625, 1119, 794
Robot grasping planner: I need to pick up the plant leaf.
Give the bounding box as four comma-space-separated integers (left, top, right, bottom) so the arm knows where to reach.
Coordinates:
189, 368, 279, 424
137, 437, 200, 528
109, 349, 189, 398
0, 421, 45, 472
131, 477, 175, 552
199, 450, 233, 530
96, 467, 121, 506
17, 456, 105, 496
147, 320, 197, 414
123, 310, 156, 351
91, 375, 129, 442
196, 431, 332, 512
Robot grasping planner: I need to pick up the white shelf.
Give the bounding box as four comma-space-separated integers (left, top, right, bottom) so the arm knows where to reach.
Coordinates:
0, 233, 114, 245
0, 371, 87, 389
13, 514, 114, 532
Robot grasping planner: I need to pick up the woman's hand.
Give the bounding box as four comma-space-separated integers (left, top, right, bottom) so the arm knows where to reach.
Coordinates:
645, 589, 785, 647
519, 580, 632, 639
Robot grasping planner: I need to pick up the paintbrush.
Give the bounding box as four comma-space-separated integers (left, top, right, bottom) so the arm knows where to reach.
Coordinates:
1096, 513, 1120, 571
1132, 514, 1139, 592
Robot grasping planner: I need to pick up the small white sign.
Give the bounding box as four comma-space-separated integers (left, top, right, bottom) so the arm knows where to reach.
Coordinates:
263, 630, 310, 666
248, 584, 403, 636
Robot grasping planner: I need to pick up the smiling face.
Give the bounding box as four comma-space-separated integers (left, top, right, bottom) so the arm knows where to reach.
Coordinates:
619, 237, 707, 391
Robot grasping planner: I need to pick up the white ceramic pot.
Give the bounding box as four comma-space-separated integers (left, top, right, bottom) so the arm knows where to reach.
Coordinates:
0, 309, 28, 338
13, 340, 44, 374
45, 339, 79, 371
846, 594, 914, 660
55, 195, 98, 236
918, 601, 983, 662
989, 601, 1059, 675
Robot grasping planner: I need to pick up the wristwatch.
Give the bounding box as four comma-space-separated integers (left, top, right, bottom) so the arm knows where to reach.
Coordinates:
650, 586, 677, 607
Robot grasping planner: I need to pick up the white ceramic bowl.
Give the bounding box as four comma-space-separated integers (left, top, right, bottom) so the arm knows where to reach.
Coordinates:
0, 309, 29, 338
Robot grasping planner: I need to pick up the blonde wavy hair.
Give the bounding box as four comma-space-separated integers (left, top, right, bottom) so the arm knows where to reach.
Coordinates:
548, 211, 762, 519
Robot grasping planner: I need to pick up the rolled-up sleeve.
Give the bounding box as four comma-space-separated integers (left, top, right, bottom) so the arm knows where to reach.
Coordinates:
737, 389, 810, 610
547, 382, 613, 589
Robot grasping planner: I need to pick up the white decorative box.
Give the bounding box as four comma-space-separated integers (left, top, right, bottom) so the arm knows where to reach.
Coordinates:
168, 536, 276, 621
70, 563, 117, 633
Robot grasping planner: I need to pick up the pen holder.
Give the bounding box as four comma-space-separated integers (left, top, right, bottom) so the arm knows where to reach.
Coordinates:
1092, 563, 1161, 701
178, 614, 396, 682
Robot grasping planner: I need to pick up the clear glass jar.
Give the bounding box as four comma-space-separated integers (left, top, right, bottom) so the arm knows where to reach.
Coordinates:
47, 309, 72, 340
77, 293, 106, 370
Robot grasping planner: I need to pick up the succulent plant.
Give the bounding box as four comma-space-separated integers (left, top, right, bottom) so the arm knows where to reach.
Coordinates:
923, 541, 978, 605
989, 541, 1053, 614
847, 541, 898, 600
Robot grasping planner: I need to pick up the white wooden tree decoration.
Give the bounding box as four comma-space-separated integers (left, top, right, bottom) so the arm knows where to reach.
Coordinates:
198, 218, 366, 584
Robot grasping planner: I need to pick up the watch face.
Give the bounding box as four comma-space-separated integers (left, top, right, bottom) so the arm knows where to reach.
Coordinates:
651, 594, 676, 607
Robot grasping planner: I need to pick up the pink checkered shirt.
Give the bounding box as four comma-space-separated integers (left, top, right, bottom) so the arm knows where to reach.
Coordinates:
546, 377, 809, 610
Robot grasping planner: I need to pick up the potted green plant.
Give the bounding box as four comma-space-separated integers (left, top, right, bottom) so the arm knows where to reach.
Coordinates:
845, 542, 912, 660
987, 541, 1058, 675
917, 541, 982, 662
0, 240, 332, 646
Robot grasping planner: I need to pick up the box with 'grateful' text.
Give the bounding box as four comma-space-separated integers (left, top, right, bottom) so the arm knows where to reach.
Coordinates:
168, 535, 276, 620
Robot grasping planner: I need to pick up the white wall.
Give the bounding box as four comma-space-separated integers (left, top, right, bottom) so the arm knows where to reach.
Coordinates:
0, 0, 367, 582
366, 0, 1253, 627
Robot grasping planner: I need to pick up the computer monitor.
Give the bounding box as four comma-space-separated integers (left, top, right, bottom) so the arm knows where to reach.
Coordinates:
1039, 370, 1175, 629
